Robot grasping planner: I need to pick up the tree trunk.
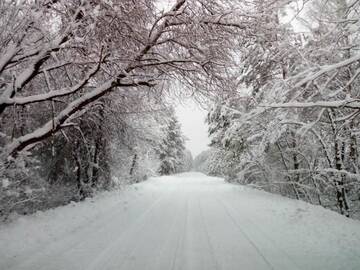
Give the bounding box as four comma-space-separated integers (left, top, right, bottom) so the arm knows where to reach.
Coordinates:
328, 109, 350, 217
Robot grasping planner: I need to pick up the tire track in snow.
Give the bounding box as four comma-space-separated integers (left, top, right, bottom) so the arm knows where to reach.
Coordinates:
219, 192, 304, 269
216, 198, 275, 270
170, 197, 189, 270
217, 197, 302, 270
198, 199, 220, 270
3, 174, 359, 270
87, 187, 183, 270
6, 188, 142, 261
227, 186, 360, 268
122, 191, 189, 270
86, 187, 180, 270
149, 195, 187, 270
10, 187, 171, 270
5, 188, 141, 269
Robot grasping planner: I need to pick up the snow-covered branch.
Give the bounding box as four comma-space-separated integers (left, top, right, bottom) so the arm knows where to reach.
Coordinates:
264, 100, 360, 110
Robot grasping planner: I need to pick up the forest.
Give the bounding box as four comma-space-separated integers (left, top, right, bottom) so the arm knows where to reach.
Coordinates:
1, 0, 360, 222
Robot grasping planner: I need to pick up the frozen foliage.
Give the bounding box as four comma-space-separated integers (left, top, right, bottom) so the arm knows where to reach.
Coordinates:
1, 0, 360, 227
202, 0, 360, 218
193, 149, 212, 173
0, 0, 250, 218
179, 149, 194, 172
157, 108, 186, 175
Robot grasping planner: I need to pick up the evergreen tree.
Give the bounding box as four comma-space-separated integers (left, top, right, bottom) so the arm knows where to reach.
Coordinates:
157, 109, 186, 176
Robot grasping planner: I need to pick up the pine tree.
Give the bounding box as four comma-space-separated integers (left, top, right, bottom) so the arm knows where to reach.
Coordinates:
157, 109, 186, 176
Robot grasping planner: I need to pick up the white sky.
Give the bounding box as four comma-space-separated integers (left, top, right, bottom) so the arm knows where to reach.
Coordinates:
175, 99, 210, 157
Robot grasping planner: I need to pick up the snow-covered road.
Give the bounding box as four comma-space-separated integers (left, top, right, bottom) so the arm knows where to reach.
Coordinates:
1, 173, 360, 270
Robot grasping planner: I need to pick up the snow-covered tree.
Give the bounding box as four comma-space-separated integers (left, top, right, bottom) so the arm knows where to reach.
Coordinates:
157, 108, 186, 176
179, 149, 193, 172
200, 0, 360, 218
0, 0, 261, 218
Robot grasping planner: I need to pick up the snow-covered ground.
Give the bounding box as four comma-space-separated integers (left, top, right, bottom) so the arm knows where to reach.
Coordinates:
1, 172, 360, 270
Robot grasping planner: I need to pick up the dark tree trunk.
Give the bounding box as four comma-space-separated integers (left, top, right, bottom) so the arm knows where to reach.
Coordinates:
129, 154, 138, 178
329, 109, 350, 217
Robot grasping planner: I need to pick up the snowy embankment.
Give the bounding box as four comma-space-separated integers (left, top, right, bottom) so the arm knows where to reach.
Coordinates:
1, 173, 360, 270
